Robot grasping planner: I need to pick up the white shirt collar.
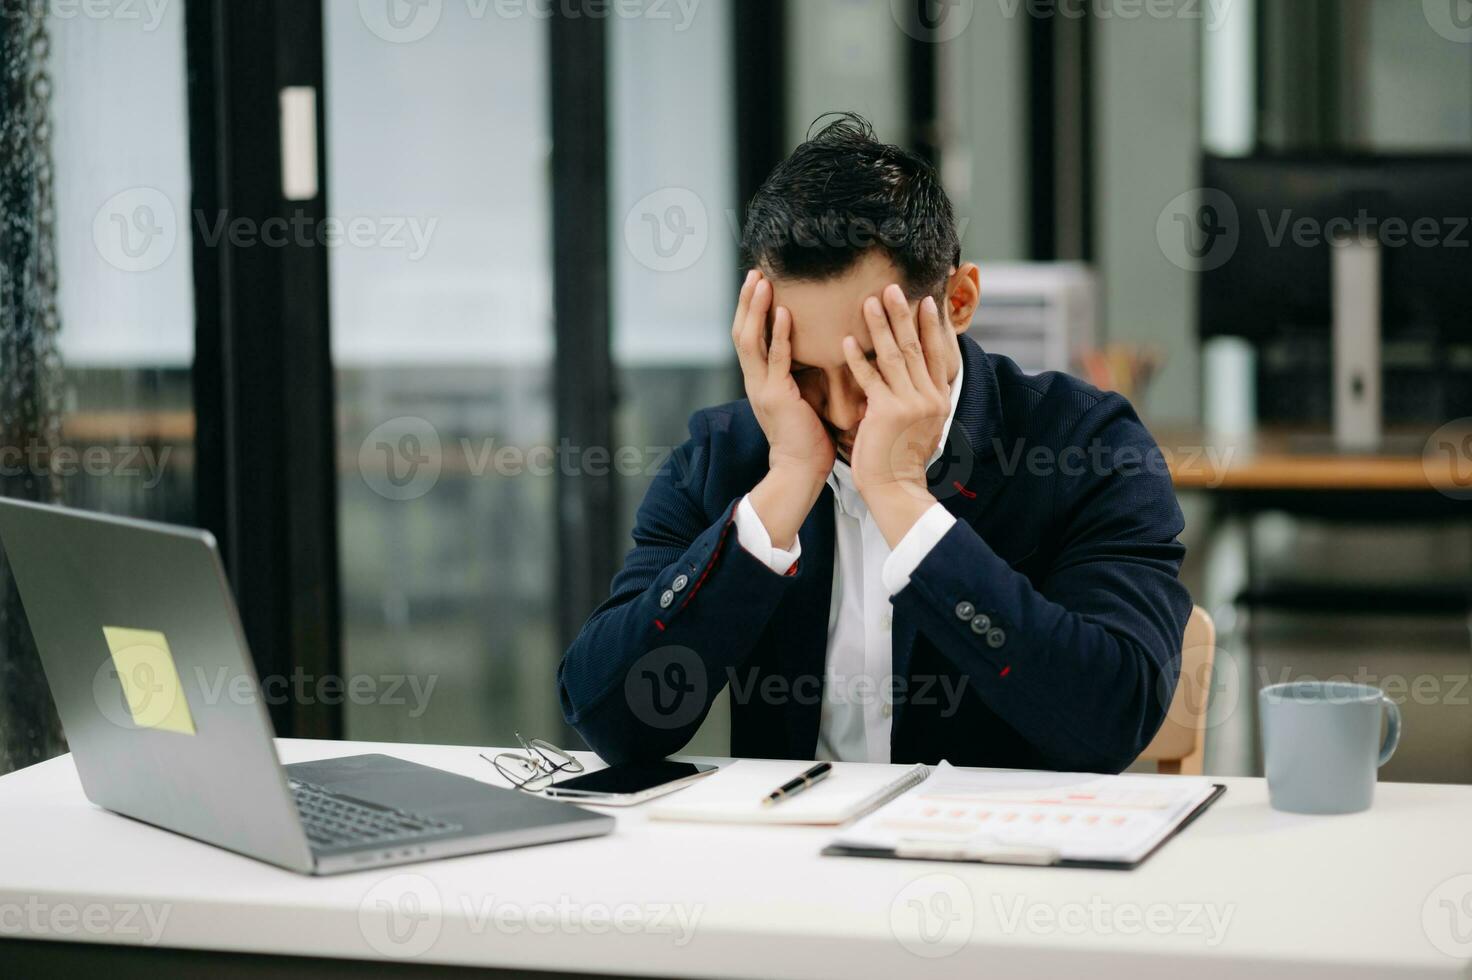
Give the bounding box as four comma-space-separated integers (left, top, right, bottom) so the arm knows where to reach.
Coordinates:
828, 355, 965, 517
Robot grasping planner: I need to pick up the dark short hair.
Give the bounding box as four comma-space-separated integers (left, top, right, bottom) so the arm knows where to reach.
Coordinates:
740, 112, 961, 300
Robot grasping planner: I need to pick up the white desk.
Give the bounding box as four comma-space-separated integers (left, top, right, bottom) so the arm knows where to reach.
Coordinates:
1, 738, 1469, 978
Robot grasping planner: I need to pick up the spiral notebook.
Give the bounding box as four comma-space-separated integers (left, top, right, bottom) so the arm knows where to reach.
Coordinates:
647, 760, 931, 826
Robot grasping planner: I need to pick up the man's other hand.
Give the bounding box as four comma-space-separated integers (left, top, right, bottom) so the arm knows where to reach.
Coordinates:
843, 286, 952, 548
733, 269, 832, 550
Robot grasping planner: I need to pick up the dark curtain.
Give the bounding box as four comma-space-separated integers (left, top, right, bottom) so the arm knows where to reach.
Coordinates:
0, 4, 66, 773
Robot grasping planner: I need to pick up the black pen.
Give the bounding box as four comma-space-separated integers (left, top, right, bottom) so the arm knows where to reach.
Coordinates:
760, 762, 832, 807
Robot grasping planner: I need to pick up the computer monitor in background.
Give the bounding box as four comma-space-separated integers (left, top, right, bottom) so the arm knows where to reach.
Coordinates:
1199, 154, 1472, 440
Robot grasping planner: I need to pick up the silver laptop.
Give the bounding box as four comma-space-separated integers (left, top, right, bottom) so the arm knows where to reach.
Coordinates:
0, 497, 613, 875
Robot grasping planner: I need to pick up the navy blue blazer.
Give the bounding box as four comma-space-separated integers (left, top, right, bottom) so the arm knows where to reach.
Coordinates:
558, 335, 1191, 773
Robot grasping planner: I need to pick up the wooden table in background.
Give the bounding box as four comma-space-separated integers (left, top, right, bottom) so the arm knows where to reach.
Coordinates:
1158, 426, 1471, 494
1155, 426, 1470, 615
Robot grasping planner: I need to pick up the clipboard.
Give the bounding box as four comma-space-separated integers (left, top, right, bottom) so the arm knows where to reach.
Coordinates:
821, 783, 1226, 871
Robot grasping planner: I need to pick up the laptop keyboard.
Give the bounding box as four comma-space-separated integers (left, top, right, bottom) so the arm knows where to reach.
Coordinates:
289, 778, 461, 849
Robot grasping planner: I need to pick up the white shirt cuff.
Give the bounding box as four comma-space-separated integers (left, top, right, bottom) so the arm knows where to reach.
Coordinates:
735, 495, 802, 575
882, 503, 957, 595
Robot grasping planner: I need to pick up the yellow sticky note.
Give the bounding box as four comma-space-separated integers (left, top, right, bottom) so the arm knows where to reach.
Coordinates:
102, 626, 197, 736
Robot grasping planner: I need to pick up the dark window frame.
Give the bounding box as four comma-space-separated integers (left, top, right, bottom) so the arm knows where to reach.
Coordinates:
185, 0, 341, 738
548, 9, 619, 682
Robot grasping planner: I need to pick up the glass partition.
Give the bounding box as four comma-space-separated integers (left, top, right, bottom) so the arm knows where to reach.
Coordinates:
325, 2, 558, 745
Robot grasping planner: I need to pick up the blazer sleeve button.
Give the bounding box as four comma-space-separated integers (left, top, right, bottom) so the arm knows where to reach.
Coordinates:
955, 601, 975, 621
986, 627, 1006, 649
659, 589, 675, 609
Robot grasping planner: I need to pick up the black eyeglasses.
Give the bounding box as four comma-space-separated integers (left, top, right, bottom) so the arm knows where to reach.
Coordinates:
480, 732, 584, 792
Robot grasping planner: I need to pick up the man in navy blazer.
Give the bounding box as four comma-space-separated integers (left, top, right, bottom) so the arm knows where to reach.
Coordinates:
559, 114, 1191, 773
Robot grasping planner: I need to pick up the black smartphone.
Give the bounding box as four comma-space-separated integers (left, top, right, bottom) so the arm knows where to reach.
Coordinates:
543, 761, 719, 806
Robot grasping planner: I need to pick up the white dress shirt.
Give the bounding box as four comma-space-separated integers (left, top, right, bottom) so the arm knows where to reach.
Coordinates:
734, 360, 963, 762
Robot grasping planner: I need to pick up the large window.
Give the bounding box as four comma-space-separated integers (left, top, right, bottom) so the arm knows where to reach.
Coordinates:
609, 0, 739, 752
325, 2, 557, 745
0, 4, 196, 774
51, 3, 196, 523
610, 1, 738, 540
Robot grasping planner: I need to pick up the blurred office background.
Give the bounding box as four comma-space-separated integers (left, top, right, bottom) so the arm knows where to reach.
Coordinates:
1, 0, 1469, 781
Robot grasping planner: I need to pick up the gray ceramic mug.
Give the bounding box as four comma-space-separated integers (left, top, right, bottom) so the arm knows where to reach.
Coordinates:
1259, 681, 1402, 814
